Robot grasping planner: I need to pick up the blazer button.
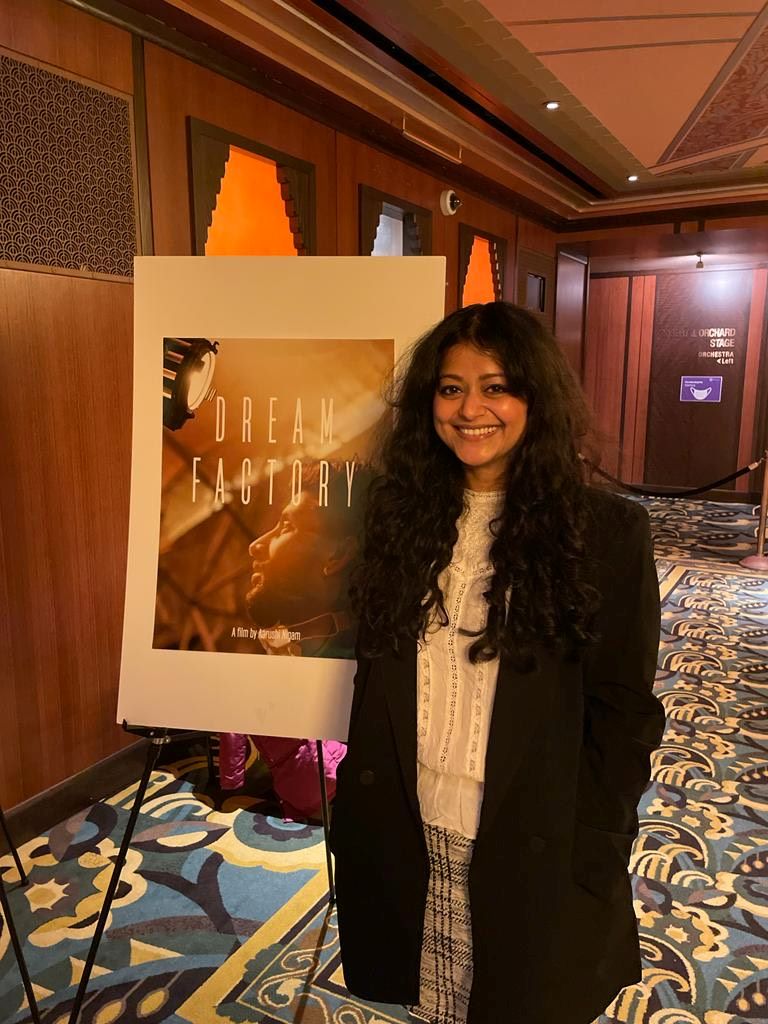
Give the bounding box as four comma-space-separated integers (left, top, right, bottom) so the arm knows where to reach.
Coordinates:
359, 770, 375, 786
529, 835, 547, 852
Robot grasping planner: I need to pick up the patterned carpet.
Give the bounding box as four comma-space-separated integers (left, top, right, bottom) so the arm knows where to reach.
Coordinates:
0, 497, 766, 1024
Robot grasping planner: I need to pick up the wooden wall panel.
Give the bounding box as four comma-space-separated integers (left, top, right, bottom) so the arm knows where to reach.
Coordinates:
556, 224, 676, 244
621, 276, 656, 483
144, 44, 337, 257
554, 251, 587, 378
0, 270, 133, 808
0, 0, 133, 93
336, 134, 452, 305
583, 277, 629, 476
736, 269, 768, 490
518, 218, 556, 256
0, 522, 22, 809
644, 270, 753, 489
705, 216, 768, 231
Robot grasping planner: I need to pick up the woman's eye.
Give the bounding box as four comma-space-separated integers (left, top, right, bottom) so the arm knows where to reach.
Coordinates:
438, 384, 461, 396
485, 384, 509, 394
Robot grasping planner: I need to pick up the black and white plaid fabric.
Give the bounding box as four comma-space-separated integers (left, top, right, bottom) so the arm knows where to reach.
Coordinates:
408, 823, 475, 1024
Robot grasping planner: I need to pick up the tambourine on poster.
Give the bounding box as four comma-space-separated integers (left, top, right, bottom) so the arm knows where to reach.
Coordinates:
118, 256, 446, 739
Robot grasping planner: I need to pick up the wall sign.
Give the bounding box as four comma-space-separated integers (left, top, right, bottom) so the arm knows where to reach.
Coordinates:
679, 375, 723, 403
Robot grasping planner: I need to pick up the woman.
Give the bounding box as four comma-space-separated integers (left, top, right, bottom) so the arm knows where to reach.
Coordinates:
329, 302, 665, 1024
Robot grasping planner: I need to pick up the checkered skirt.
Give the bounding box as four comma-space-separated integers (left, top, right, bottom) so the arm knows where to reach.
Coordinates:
408, 823, 475, 1024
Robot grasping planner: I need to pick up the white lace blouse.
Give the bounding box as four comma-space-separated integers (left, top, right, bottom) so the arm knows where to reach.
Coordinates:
416, 489, 504, 839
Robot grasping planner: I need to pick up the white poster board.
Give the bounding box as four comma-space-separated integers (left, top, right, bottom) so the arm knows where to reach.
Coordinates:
118, 256, 446, 739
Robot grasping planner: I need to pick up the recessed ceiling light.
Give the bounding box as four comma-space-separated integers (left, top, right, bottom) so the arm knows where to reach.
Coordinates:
627, 174, 639, 182
544, 100, 560, 111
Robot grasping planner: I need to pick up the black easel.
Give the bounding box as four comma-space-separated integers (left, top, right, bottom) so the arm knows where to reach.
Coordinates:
67, 727, 336, 1024
66, 726, 179, 1024
315, 740, 335, 905
0, 805, 41, 1024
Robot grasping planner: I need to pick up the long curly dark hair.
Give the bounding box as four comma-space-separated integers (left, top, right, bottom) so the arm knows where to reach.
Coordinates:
351, 301, 601, 670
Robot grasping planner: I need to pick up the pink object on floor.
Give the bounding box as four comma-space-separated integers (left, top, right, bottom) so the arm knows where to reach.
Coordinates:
218, 732, 346, 819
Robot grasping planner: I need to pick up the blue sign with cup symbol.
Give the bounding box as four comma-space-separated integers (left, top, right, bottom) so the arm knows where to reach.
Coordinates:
680, 376, 723, 403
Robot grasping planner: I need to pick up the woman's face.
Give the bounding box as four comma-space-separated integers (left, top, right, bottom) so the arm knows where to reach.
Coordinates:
433, 341, 528, 490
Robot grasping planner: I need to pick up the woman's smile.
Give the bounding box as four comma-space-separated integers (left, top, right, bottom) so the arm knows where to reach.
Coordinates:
452, 424, 500, 438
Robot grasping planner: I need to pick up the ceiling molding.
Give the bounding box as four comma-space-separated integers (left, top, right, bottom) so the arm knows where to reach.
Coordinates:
64, 0, 768, 226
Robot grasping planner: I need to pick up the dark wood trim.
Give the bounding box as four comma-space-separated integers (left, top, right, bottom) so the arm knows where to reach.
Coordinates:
518, 248, 556, 329
188, 118, 317, 256
132, 34, 154, 255
296, 1, 612, 198
560, 199, 768, 233
592, 263, 768, 279
753, 282, 768, 472
61, 0, 566, 230
736, 269, 767, 488
62, 0, 768, 235
618, 275, 633, 470
358, 185, 432, 255
6, 740, 146, 844
301, 0, 605, 199
458, 223, 508, 303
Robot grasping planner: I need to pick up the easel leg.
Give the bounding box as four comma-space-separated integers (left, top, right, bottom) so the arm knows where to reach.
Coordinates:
0, 807, 28, 885
67, 734, 168, 1024
0, 873, 40, 1024
315, 741, 335, 906
206, 733, 216, 786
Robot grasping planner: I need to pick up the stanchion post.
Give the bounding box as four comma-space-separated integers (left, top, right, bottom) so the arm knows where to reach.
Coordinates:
740, 452, 768, 571
315, 740, 335, 906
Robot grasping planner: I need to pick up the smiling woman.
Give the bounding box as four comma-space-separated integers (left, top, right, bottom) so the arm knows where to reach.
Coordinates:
332, 301, 665, 1024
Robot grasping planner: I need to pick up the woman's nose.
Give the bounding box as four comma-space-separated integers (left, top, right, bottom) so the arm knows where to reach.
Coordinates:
458, 388, 484, 418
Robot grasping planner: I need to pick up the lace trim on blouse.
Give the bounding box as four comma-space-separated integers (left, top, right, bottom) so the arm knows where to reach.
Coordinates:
416, 490, 504, 837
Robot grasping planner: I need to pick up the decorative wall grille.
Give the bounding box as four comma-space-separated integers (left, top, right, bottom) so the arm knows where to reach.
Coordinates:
0, 53, 136, 277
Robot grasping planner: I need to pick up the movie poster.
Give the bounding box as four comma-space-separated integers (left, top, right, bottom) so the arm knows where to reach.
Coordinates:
155, 336, 391, 660
118, 257, 445, 738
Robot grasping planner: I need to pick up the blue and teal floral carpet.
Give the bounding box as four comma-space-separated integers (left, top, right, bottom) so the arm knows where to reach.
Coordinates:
0, 497, 766, 1024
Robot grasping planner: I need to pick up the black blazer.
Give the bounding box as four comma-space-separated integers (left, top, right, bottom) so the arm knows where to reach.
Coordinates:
330, 488, 665, 1024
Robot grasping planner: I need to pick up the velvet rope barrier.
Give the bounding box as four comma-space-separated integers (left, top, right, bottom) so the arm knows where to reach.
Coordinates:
580, 455, 765, 500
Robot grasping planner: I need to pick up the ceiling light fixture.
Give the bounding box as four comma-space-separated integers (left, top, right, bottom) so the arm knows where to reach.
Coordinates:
627, 174, 639, 182
544, 100, 560, 110
695, 252, 704, 269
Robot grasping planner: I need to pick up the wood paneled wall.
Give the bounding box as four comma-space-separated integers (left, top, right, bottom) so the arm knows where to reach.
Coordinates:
336, 133, 518, 310
0, 0, 536, 810
0, 0, 133, 93
584, 270, 768, 489
0, 273, 134, 807
583, 277, 630, 476
0, 1, 137, 808
736, 269, 768, 491
144, 44, 338, 257
7, 0, 765, 811
554, 252, 588, 379
621, 276, 656, 485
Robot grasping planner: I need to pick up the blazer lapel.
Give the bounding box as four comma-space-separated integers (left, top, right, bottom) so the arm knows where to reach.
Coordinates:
382, 635, 421, 826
